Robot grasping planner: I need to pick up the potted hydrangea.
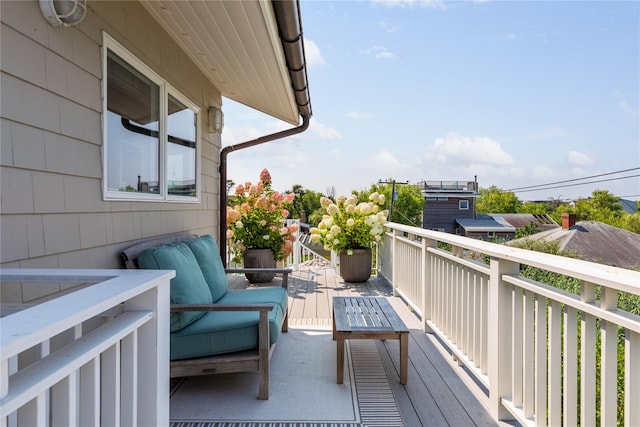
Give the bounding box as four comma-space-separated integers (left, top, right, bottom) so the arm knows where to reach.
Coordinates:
310, 192, 388, 282
226, 169, 298, 282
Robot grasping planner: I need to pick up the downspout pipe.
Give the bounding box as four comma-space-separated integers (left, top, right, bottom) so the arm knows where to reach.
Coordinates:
219, 114, 311, 264
218, 0, 312, 265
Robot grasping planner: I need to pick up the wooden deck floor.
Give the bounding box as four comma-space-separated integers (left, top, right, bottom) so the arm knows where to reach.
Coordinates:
229, 263, 507, 427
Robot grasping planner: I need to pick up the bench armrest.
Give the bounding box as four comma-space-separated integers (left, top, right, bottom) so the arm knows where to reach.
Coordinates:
170, 303, 275, 313
225, 268, 292, 290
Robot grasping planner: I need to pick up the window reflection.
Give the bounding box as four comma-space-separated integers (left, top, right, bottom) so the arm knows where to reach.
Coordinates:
106, 50, 160, 194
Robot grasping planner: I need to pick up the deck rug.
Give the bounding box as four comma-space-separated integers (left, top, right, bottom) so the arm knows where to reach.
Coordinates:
169, 326, 403, 427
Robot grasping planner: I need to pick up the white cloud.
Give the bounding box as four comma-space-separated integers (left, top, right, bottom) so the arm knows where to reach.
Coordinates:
371, 150, 404, 169
346, 111, 373, 119
567, 150, 594, 167
379, 20, 399, 33
359, 46, 399, 59
618, 100, 640, 120
371, 0, 447, 9
304, 39, 325, 68
309, 117, 342, 140
497, 32, 520, 42
423, 133, 515, 166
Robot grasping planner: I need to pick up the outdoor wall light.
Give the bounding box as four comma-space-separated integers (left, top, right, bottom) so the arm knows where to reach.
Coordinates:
208, 106, 224, 133
39, 0, 87, 27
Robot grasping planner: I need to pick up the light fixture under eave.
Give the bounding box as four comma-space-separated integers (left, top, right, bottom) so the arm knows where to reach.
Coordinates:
208, 106, 224, 133
40, 0, 87, 28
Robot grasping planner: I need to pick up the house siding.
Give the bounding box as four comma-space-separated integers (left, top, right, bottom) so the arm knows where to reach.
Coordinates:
422, 198, 475, 233
0, 1, 222, 277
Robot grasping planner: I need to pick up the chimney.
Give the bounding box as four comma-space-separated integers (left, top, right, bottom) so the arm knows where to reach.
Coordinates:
561, 213, 576, 230
300, 210, 307, 224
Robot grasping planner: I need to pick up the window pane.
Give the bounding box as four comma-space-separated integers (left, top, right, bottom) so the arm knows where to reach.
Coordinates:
106, 49, 160, 194
167, 94, 196, 197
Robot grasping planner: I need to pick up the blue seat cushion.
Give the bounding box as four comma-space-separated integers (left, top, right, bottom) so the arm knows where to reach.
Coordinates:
185, 235, 228, 303
137, 242, 212, 332
170, 299, 285, 360
219, 287, 288, 316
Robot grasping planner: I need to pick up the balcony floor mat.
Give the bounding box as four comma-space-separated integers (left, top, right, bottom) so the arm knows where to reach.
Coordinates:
170, 327, 403, 427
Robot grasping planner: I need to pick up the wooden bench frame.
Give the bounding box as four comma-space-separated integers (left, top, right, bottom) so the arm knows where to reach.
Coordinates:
121, 232, 291, 400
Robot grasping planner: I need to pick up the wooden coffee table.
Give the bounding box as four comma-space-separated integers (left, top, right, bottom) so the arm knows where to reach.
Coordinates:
332, 296, 409, 385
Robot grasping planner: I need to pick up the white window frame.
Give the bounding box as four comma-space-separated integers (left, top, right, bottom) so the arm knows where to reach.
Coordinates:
459, 200, 469, 210
102, 33, 200, 202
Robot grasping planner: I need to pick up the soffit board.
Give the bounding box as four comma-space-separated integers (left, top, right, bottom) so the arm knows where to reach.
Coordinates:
140, 0, 299, 125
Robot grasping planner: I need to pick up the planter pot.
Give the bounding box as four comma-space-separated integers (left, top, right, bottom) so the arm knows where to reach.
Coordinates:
339, 249, 372, 283
243, 248, 276, 283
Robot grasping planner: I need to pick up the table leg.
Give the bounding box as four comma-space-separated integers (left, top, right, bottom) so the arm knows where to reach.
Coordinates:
400, 333, 408, 385
332, 315, 336, 340
337, 336, 345, 384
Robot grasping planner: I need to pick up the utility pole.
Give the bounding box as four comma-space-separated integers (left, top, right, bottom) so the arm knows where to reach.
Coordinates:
378, 179, 409, 222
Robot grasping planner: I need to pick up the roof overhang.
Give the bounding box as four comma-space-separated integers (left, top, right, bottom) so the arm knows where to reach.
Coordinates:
140, 0, 310, 125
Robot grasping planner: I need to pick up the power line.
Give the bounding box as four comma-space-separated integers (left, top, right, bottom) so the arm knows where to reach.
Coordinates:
506, 167, 640, 192
514, 174, 640, 193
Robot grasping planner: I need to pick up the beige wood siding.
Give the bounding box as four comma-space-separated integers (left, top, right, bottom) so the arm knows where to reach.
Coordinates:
1, 1, 221, 274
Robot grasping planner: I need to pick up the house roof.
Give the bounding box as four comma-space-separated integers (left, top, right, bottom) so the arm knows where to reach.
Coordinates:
489, 213, 559, 231
140, 0, 311, 125
456, 218, 516, 233
620, 199, 638, 214
510, 221, 640, 270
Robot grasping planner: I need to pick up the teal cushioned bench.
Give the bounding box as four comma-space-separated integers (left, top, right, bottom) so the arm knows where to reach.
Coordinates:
121, 233, 291, 400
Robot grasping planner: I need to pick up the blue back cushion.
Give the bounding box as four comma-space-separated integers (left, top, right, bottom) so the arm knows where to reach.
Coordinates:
186, 235, 228, 303
137, 243, 212, 332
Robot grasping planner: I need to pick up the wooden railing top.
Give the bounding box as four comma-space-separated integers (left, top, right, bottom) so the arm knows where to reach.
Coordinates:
385, 222, 640, 294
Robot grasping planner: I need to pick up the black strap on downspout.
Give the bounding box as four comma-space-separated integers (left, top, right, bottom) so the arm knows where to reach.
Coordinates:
219, 114, 311, 265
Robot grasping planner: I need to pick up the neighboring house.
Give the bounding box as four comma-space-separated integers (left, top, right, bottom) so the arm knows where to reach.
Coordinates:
620, 198, 638, 214
456, 214, 516, 241
419, 179, 479, 234
0, 1, 312, 276
509, 213, 640, 270
489, 213, 559, 233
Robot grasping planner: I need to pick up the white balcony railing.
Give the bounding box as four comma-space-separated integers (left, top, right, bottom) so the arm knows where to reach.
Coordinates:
379, 222, 640, 427
0, 269, 174, 427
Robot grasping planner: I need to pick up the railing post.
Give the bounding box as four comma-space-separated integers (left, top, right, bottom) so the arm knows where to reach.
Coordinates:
488, 257, 517, 421
391, 229, 401, 296
124, 278, 171, 427
421, 237, 436, 333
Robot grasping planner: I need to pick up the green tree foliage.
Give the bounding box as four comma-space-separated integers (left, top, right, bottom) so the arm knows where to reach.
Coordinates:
514, 222, 540, 239
550, 190, 631, 230
356, 181, 423, 227
476, 186, 522, 214
624, 212, 640, 233
285, 184, 324, 226
519, 202, 549, 215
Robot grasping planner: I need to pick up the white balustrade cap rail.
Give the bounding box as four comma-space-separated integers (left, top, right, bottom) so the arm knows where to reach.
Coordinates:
0, 268, 175, 360
386, 222, 640, 293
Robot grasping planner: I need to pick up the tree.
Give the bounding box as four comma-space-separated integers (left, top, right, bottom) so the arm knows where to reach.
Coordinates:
476, 186, 522, 213
624, 212, 640, 234
285, 184, 324, 225
355, 181, 423, 227
519, 202, 549, 215
550, 189, 627, 229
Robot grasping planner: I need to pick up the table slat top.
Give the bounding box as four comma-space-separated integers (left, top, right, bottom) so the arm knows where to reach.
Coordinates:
333, 296, 408, 332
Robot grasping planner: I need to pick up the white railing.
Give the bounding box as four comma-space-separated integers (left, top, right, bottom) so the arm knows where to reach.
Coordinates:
0, 269, 174, 427
379, 223, 640, 427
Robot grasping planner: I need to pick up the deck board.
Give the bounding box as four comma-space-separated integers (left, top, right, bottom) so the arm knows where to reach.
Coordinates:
229, 264, 502, 426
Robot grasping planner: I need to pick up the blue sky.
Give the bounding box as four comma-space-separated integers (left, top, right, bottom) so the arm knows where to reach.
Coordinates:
222, 0, 639, 202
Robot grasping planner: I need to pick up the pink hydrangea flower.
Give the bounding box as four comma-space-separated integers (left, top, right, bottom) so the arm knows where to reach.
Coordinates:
260, 168, 272, 184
